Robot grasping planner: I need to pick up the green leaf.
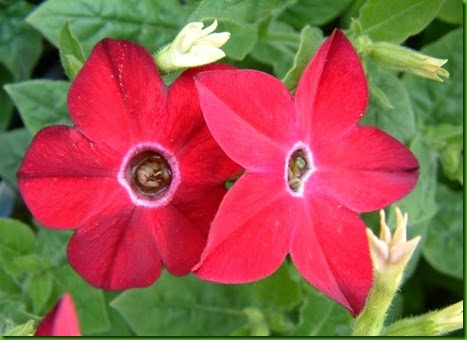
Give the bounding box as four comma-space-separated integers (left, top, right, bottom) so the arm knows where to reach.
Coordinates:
0, 218, 36, 278
0, 65, 14, 132
293, 284, 353, 336
4, 80, 71, 135
0, 128, 31, 189
189, 0, 294, 60
0, 300, 31, 328
250, 21, 300, 78
403, 28, 463, 126
2, 319, 35, 336
28, 271, 54, 314
437, 0, 463, 24
361, 61, 417, 143
279, 0, 352, 28
0, 1, 43, 81
59, 22, 85, 80
249, 262, 301, 311
422, 185, 463, 279
189, 0, 293, 25
27, 0, 195, 56
0, 218, 36, 256
0, 263, 21, 295
111, 272, 251, 336
282, 26, 324, 92
358, 0, 445, 43
423, 124, 463, 184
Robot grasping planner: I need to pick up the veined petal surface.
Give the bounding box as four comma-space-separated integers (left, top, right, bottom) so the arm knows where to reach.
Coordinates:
290, 194, 373, 316
17, 125, 125, 228
68, 39, 167, 152
67, 205, 162, 290
295, 29, 368, 144
311, 126, 419, 212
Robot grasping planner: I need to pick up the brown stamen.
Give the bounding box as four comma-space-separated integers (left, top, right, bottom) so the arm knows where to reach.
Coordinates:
287, 149, 310, 191
130, 151, 172, 196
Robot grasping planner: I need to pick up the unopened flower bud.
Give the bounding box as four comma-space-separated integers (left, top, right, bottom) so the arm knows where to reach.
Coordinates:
367, 40, 449, 82
383, 300, 463, 336
154, 20, 230, 74
366, 208, 421, 279
353, 208, 421, 336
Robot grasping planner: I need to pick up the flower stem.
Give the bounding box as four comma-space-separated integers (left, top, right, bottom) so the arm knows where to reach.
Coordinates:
352, 270, 400, 336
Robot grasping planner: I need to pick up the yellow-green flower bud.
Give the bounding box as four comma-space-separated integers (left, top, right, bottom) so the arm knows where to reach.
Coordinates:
383, 300, 463, 336
368, 40, 449, 82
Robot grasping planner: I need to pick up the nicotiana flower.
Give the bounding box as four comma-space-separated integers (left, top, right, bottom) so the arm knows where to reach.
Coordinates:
18, 39, 240, 290
35, 293, 80, 336
193, 30, 419, 315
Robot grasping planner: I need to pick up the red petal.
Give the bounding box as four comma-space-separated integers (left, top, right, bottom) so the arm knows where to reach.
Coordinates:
149, 205, 208, 275
310, 126, 419, 212
195, 69, 295, 173
164, 64, 236, 153
17, 126, 124, 228
173, 125, 242, 236
67, 205, 162, 290
290, 194, 373, 316
35, 293, 80, 336
194, 173, 292, 282
295, 30, 368, 144
68, 39, 167, 151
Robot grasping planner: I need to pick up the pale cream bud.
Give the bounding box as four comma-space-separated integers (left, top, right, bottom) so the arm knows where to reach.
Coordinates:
154, 20, 230, 73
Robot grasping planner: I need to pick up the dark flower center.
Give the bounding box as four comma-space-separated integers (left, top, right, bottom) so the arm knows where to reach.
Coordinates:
129, 151, 172, 196
288, 149, 311, 191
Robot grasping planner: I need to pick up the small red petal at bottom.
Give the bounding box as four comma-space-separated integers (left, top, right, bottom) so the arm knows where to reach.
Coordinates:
35, 293, 80, 336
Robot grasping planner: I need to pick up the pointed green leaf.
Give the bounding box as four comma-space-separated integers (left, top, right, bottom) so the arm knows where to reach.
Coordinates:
59, 22, 85, 80
4, 80, 71, 135
358, 0, 445, 43
28, 271, 54, 314
282, 26, 324, 92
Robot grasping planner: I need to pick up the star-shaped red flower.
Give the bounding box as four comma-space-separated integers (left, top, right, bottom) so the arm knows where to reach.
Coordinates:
35, 293, 80, 336
18, 39, 240, 290
193, 30, 419, 315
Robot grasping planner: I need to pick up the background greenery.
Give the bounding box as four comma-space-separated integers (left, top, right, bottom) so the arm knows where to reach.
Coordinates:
0, 0, 463, 336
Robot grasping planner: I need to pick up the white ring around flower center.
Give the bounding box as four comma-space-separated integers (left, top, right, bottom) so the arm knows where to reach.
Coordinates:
118, 142, 180, 208
285, 142, 314, 197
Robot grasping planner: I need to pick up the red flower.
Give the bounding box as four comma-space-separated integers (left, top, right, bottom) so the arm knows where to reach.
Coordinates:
193, 30, 419, 315
18, 39, 240, 290
35, 293, 80, 336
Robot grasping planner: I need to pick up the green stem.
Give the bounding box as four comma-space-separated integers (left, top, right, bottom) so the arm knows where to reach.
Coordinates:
352, 270, 401, 336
